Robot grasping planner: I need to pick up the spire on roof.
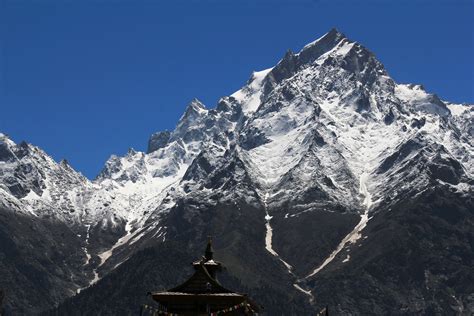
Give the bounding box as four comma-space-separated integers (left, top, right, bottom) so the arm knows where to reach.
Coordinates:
205, 236, 213, 261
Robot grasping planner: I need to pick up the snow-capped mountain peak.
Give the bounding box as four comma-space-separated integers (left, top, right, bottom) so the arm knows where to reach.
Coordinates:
231, 68, 272, 114
0, 132, 16, 148
1, 30, 472, 310
2, 29, 471, 229
180, 98, 207, 120
300, 27, 345, 51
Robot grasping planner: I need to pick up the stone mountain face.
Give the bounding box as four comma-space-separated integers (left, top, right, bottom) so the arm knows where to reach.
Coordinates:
1, 29, 473, 315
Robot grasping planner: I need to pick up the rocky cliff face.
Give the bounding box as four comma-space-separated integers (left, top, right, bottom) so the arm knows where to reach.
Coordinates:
0, 29, 473, 315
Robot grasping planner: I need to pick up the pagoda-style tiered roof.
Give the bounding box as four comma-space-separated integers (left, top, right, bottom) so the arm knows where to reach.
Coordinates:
149, 238, 260, 315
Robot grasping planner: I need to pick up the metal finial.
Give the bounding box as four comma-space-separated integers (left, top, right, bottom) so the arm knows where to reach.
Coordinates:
205, 236, 213, 260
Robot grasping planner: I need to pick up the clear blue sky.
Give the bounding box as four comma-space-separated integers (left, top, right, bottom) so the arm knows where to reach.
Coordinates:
1, 0, 473, 179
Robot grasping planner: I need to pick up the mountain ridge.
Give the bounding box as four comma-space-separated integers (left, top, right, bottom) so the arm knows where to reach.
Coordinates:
1, 29, 473, 315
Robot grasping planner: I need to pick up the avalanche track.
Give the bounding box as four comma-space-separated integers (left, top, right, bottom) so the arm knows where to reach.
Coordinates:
262, 192, 315, 303
263, 193, 293, 272
306, 172, 373, 278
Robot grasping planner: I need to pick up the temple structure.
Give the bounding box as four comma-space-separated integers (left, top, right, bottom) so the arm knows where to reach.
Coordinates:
147, 238, 261, 315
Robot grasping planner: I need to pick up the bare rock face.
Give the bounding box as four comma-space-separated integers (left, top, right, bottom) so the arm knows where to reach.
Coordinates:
0, 29, 473, 315
147, 131, 171, 153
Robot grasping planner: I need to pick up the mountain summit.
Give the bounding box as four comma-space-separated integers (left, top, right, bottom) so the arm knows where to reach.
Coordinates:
0, 29, 473, 315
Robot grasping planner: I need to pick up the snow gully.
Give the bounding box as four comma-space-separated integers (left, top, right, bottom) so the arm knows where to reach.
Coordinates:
306, 171, 373, 278
263, 192, 293, 272
262, 192, 315, 303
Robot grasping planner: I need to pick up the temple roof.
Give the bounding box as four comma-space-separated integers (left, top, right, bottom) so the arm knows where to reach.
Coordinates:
152, 292, 243, 297
150, 238, 261, 314
166, 260, 231, 294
